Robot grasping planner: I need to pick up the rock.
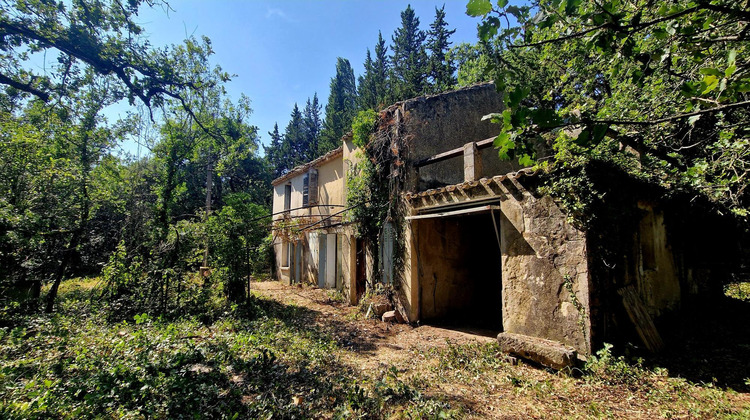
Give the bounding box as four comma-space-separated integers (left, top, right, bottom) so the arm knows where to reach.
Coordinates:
497, 332, 577, 370
394, 309, 406, 323
381, 310, 397, 323
372, 302, 392, 317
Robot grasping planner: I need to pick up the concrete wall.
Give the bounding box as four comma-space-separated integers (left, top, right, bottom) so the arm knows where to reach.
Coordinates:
499, 192, 592, 355
395, 83, 518, 190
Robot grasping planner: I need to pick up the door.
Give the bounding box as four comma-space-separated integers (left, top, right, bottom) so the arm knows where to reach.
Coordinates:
325, 234, 336, 289
318, 234, 327, 288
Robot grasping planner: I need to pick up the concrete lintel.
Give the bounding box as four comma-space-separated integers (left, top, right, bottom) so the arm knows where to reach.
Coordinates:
497, 332, 578, 370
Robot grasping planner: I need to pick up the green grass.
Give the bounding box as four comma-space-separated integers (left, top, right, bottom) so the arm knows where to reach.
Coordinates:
2, 278, 748, 419
0, 279, 457, 419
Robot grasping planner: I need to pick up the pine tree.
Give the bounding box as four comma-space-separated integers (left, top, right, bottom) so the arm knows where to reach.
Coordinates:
320, 57, 357, 153
426, 5, 456, 94
391, 5, 428, 100
303, 93, 322, 160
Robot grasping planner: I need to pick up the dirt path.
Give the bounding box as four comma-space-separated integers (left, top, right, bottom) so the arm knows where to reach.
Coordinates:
250, 280, 496, 371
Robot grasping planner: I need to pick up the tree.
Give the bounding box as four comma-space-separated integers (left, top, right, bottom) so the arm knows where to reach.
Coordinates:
468, 0, 750, 216
283, 103, 307, 168
447, 42, 493, 88
320, 58, 357, 153
265, 123, 287, 179
0, 0, 219, 115
358, 32, 392, 111
426, 5, 457, 93
391, 5, 429, 100
303, 93, 323, 159
357, 49, 378, 111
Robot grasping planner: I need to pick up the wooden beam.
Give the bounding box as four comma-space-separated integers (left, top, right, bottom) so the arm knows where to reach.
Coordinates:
414, 136, 496, 168
406, 205, 500, 220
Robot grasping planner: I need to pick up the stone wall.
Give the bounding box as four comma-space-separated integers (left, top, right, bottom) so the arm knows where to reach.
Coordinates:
500, 191, 592, 355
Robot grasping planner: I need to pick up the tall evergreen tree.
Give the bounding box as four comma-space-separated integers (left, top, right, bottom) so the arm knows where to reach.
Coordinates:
391, 5, 428, 100
358, 32, 392, 111
426, 5, 457, 93
320, 57, 357, 153
372, 31, 391, 106
303, 93, 323, 160
283, 104, 307, 168
357, 49, 378, 111
264, 123, 287, 178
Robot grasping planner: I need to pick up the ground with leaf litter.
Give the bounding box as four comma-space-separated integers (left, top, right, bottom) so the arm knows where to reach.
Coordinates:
251, 280, 750, 419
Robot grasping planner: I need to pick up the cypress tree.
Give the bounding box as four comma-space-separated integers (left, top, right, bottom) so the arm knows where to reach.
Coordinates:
320, 57, 357, 153
264, 122, 287, 178
426, 5, 456, 93
357, 49, 377, 111
303, 93, 322, 160
391, 5, 428, 100
283, 103, 306, 167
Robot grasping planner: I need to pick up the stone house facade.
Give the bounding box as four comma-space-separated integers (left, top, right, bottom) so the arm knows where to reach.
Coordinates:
271, 83, 740, 364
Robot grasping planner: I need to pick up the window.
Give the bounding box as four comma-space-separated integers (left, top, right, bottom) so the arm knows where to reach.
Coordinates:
302, 169, 318, 207
284, 184, 291, 211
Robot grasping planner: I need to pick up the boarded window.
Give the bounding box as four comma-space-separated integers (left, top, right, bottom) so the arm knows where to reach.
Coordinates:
302, 174, 309, 207
302, 169, 318, 207
308, 169, 318, 205
284, 184, 291, 211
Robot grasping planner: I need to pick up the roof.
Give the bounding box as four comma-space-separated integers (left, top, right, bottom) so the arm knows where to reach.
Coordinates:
404, 167, 539, 202
271, 146, 343, 186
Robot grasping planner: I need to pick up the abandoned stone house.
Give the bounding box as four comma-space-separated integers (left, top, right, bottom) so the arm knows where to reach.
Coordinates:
271, 83, 741, 366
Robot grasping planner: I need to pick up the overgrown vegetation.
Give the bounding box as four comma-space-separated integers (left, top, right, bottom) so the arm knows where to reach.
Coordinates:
467, 0, 750, 218
0, 279, 465, 419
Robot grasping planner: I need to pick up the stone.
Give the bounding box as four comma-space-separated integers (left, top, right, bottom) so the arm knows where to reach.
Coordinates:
382, 311, 397, 323
497, 332, 577, 370
394, 309, 406, 323
372, 302, 393, 317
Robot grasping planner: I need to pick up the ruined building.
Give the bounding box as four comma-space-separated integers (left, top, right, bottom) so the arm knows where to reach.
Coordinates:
271, 83, 742, 367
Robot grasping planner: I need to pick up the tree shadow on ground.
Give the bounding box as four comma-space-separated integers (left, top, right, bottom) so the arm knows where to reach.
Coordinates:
244, 294, 382, 353
652, 296, 750, 392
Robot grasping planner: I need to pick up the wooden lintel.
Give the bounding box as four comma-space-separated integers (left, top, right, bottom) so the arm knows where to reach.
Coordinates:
406, 204, 501, 220
415, 136, 497, 168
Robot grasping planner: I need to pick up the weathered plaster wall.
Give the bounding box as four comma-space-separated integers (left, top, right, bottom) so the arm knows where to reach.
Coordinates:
396, 83, 516, 190
500, 192, 592, 355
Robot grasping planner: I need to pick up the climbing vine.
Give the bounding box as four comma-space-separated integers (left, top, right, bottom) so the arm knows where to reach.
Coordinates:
346, 108, 408, 287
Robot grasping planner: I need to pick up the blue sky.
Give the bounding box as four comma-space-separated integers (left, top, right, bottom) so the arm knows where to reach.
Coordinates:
115, 1, 485, 155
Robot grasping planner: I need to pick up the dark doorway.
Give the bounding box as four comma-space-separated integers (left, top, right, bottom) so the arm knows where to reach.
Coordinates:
355, 238, 367, 302
415, 211, 503, 330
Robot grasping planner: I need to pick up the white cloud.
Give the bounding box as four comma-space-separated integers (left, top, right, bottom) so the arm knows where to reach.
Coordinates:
265, 7, 294, 22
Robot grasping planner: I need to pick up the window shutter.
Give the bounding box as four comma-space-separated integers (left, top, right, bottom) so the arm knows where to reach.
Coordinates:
308, 169, 318, 205
303, 174, 309, 207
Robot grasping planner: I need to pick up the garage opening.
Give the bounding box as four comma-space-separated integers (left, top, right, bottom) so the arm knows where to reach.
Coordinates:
413, 207, 503, 331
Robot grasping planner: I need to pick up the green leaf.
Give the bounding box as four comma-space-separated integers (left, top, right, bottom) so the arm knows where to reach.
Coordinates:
466, 0, 492, 17
530, 108, 561, 128
725, 65, 736, 78
518, 154, 535, 167
728, 49, 737, 67
701, 75, 719, 94
688, 115, 701, 126
496, 0, 509, 8
564, 0, 582, 16
699, 68, 722, 77
591, 124, 609, 143
507, 86, 529, 108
